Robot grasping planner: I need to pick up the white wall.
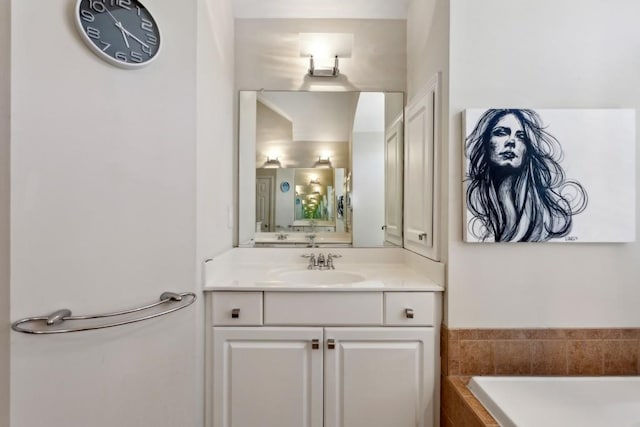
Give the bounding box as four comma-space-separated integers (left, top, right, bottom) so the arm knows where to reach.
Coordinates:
447, 0, 640, 327
196, 0, 235, 425
198, 0, 235, 260
0, 0, 9, 424
10, 1, 205, 426
407, 0, 450, 263
235, 19, 406, 91
275, 168, 295, 228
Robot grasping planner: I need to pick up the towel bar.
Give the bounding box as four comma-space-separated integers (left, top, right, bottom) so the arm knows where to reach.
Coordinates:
11, 291, 197, 334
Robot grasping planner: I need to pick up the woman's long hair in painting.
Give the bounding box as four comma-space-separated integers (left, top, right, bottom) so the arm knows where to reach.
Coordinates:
465, 109, 588, 242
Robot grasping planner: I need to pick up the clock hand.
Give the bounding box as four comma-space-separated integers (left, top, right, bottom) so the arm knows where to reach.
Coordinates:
118, 24, 150, 49
113, 22, 132, 48
103, 6, 120, 24
117, 25, 130, 48
103, 6, 130, 48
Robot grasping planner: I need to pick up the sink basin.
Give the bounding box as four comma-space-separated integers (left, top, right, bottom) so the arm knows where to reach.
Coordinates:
275, 270, 366, 285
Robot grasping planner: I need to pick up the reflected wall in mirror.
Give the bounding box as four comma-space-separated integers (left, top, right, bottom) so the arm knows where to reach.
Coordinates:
238, 91, 404, 248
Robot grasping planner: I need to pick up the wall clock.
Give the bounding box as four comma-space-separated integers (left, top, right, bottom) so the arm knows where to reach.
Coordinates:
280, 182, 290, 193
75, 0, 161, 69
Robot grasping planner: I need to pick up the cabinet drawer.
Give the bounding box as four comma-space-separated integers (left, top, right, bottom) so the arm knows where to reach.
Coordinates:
384, 292, 435, 326
264, 292, 383, 326
211, 291, 263, 326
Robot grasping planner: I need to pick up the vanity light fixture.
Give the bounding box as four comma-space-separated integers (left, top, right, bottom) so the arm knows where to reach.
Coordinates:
262, 157, 282, 168
299, 33, 353, 78
314, 156, 332, 168
309, 55, 340, 78
309, 178, 321, 185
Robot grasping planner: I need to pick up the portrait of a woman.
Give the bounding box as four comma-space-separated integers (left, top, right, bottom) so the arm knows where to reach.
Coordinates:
465, 108, 588, 242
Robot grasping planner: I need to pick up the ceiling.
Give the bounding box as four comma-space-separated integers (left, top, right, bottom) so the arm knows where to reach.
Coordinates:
232, 0, 410, 19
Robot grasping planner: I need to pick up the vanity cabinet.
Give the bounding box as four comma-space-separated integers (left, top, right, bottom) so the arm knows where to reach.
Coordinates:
207, 291, 439, 427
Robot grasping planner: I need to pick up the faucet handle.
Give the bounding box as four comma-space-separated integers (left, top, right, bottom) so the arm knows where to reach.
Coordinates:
327, 253, 342, 259
301, 254, 313, 258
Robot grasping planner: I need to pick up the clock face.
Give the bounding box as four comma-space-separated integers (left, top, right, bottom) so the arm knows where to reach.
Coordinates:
75, 0, 161, 69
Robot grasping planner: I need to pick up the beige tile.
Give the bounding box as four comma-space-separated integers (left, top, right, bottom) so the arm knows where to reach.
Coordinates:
442, 414, 455, 427
441, 377, 453, 421
566, 329, 608, 340
448, 359, 460, 376
460, 340, 494, 375
448, 377, 494, 427
458, 329, 480, 340
617, 329, 640, 340
447, 328, 460, 341
478, 329, 528, 340
604, 340, 639, 375
567, 340, 603, 375
448, 338, 460, 359
525, 328, 567, 340
494, 341, 532, 375
532, 340, 567, 375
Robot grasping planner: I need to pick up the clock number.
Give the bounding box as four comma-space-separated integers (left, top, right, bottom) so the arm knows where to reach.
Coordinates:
141, 18, 153, 32
88, 0, 106, 13
110, 0, 131, 10
115, 51, 128, 62
136, 5, 142, 16
130, 51, 143, 63
80, 10, 95, 22
146, 34, 157, 46
141, 44, 153, 56
86, 26, 100, 39
100, 40, 111, 51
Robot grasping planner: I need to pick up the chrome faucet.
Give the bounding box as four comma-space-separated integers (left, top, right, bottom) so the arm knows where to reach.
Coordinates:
326, 253, 336, 269
306, 234, 317, 248
301, 252, 341, 270
326, 253, 342, 270
276, 233, 288, 240
302, 253, 317, 269
317, 253, 326, 268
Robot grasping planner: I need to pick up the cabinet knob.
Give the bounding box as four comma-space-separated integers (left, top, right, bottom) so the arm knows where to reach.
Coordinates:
231, 308, 240, 319
418, 233, 427, 241
311, 339, 320, 350
327, 339, 336, 350
405, 308, 414, 319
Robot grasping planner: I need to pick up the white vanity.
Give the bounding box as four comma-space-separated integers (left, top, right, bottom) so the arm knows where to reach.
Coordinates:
203, 248, 444, 427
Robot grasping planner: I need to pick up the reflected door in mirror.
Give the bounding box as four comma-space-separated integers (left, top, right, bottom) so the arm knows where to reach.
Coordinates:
256, 175, 274, 232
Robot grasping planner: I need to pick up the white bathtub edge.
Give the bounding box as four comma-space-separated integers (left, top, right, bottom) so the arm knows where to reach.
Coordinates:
467, 377, 515, 427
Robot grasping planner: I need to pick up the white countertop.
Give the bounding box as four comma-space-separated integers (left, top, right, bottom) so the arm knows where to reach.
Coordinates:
253, 232, 352, 245
203, 248, 445, 292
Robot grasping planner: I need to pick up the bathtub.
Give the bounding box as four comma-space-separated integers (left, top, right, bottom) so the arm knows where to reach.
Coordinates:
468, 376, 640, 427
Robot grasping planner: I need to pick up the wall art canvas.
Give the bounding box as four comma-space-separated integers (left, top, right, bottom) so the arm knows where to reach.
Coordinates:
463, 109, 636, 243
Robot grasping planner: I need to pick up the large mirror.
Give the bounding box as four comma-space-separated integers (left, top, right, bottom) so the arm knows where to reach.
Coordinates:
238, 91, 404, 247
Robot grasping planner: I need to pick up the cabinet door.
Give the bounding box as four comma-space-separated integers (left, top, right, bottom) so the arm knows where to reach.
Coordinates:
212, 327, 323, 427
404, 73, 440, 261
324, 327, 436, 427
385, 114, 404, 246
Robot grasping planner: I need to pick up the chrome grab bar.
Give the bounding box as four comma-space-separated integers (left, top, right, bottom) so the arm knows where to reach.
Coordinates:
11, 291, 197, 335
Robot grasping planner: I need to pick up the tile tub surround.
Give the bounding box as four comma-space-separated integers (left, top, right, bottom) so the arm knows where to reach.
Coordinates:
442, 376, 498, 427
440, 327, 640, 426
441, 326, 640, 377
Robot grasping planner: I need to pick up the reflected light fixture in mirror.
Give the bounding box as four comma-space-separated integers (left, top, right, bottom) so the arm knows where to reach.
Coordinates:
262, 157, 282, 168
299, 33, 353, 78
314, 156, 332, 168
